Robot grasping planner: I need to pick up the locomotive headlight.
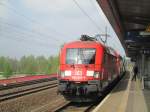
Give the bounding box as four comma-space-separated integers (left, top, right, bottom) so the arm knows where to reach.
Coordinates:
94, 72, 99, 78
64, 70, 71, 76
60, 71, 71, 77
87, 71, 94, 76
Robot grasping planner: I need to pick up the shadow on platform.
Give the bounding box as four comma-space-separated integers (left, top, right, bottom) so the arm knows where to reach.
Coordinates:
143, 89, 150, 112
112, 72, 130, 93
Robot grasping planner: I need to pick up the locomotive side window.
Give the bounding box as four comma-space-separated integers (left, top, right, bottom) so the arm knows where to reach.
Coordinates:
66, 48, 96, 64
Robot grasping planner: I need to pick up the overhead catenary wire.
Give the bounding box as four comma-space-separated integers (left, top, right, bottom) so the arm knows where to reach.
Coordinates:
0, 1, 70, 40
88, 0, 107, 24
0, 20, 61, 48
0, 35, 58, 55
0, 15, 64, 43
72, 0, 104, 33
0, 25, 60, 47
88, 0, 123, 51
0, 18, 64, 43
0, 31, 60, 48
72, 0, 124, 56
8, 1, 69, 37
88, 0, 109, 42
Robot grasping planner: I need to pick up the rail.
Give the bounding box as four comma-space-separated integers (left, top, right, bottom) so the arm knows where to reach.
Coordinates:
0, 78, 57, 102
54, 73, 125, 112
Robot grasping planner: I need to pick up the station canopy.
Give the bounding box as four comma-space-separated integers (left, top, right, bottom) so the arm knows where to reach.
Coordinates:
97, 0, 150, 58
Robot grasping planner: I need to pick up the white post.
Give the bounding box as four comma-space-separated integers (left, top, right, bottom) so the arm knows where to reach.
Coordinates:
141, 53, 145, 89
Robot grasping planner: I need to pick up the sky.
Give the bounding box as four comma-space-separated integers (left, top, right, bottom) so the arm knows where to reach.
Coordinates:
0, 0, 125, 59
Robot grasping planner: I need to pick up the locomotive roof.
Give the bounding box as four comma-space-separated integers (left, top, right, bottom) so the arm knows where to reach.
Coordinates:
63, 40, 120, 57
105, 47, 118, 57
63, 40, 104, 48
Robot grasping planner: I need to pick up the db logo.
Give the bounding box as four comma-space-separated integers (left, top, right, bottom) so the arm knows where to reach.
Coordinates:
75, 70, 82, 75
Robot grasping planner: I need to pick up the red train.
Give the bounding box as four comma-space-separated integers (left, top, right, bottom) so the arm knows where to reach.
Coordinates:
58, 35, 125, 102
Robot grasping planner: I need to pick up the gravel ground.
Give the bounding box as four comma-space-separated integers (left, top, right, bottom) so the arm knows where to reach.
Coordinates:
0, 87, 66, 112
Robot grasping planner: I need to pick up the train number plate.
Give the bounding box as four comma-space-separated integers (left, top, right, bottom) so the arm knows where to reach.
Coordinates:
72, 76, 85, 80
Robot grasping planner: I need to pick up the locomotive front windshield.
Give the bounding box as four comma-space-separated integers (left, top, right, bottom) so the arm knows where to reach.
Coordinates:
66, 48, 96, 64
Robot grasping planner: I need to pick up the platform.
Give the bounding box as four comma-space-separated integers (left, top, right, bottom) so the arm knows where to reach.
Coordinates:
93, 72, 150, 112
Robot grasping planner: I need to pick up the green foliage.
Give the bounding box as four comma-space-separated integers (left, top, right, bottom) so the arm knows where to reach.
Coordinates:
3, 62, 13, 78
0, 55, 59, 78
0, 57, 6, 72
0, 57, 13, 78
36, 56, 49, 74
48, 56, 59, 74
19, 55, 36, 75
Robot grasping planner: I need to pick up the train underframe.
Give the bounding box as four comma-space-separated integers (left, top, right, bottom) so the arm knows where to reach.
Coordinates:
58, 79, 107, 102
58, 74, 123, 102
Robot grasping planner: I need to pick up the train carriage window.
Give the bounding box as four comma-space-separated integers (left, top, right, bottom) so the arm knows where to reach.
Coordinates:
66, 48, 96, 64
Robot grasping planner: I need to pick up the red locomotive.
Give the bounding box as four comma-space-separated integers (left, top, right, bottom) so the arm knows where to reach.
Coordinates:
58, 35, 124, 102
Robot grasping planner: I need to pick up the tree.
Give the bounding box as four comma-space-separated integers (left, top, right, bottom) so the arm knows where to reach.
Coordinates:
36, 56, 48, 74
19, 55, 36, 75
0, 55, 60, 77
0, 56, 6, 72
48, 55, 59, 74
9, 58, 18, 74
3, 61, 13, 78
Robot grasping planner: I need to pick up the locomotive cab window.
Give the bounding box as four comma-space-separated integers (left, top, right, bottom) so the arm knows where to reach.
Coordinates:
66, 48, 96, 64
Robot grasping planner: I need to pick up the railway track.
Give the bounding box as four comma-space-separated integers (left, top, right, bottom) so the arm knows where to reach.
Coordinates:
0, 78, 57, 102
54, 74, 125, 112
0, 77, 56, 90
0, 74, 125, 112
54, 102, 97, 112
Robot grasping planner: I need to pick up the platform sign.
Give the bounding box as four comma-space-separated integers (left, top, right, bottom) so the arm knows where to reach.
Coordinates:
125, 31, 139, 42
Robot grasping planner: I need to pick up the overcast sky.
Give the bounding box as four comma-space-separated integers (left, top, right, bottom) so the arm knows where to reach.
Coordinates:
0, 0, 125, 59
